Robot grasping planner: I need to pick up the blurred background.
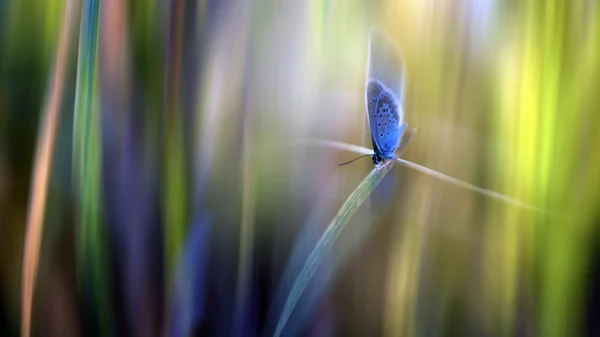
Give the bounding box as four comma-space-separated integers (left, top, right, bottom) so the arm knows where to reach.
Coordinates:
1, 0, 600, 336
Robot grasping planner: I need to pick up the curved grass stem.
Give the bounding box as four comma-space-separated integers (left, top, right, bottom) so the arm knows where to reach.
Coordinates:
273, 162, 394, 337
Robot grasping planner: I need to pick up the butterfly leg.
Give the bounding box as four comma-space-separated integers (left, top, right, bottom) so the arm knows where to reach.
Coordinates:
376, 159, 392, 172
384, 159, 392, 171
396, 127, 417, 158
398, 121, 408, 139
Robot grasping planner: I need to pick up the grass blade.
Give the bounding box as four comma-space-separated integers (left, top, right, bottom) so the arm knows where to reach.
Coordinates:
72, 0, 112, 333
273, 163, 394, 337
300, 139, 374, 156
307, 139, 542, 212
395, 158, 543, 212
163, 0, 189, 275
20, 1, 78, 336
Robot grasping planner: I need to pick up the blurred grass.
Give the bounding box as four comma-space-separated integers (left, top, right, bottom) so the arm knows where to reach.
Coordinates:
0, 0, 599, 336
19, 1, 75, 336
164, 0, 190, 277
72, 0, 112, 334
380, 1, 600, 335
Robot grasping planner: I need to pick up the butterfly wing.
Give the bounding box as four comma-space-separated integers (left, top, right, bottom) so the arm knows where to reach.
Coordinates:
366, 80, 385, 154
373, 90, 405, 157
367, 29, 405, 106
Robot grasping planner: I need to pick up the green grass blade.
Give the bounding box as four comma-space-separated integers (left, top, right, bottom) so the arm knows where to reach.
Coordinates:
72, 0, 112, 333
163, 0, 189, 276
307, 139, 542, 212
395, 158, 543, 213
273, 163, 394, 337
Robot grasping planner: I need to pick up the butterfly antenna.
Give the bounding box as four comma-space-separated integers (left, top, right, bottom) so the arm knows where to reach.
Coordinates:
339, 154, 371, 166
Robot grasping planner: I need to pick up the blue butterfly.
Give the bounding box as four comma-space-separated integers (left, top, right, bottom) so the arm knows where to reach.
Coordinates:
366, 79, 406, 165
367, 29, 407, 165
341, 29, 410, 167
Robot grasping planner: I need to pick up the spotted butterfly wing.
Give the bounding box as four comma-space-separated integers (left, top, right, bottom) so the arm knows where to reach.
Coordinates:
365, 29, 407, 164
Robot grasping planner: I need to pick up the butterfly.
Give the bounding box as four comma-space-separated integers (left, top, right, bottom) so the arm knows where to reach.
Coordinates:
341, 29, 415, 167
